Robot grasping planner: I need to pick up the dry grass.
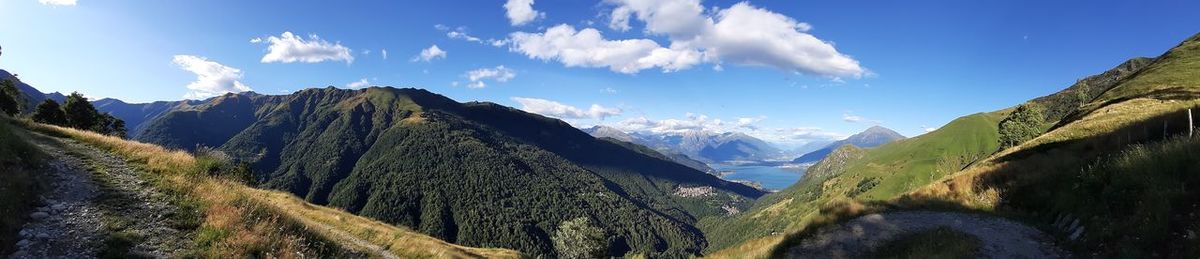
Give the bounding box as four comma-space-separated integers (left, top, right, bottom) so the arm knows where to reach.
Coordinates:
19, 121, 520, 258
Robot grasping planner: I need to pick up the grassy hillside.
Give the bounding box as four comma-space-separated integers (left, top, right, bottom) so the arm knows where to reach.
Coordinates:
19, 120, 520, 258
701, 113, 1001, 254
0, 117, 45, 256
136, 87, 761, 257
909, 32, 1200, 257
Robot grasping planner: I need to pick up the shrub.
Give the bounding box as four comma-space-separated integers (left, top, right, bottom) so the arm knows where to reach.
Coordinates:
998, 103, 1045, 149
552, 217, 607, 258
32, 99, 67, 126
0, 80, 19, 116
63, 92, 100, 130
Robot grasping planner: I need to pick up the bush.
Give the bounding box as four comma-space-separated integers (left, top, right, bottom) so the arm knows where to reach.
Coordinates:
552, 217, 608, 258
63, 92, 99, 130
32, 99, 68, 126
998, 103, 1045, 149
0, 80, 19, 116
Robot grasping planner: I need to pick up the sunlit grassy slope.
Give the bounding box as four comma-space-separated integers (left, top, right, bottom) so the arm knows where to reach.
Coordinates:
19, 120, 520, 258
701, 112, 1001, 255
709, 32, 1200, 259
909, 32, 1200, 256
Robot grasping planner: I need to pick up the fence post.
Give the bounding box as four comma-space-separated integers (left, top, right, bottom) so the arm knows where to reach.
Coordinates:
1189, 109, 1194, 137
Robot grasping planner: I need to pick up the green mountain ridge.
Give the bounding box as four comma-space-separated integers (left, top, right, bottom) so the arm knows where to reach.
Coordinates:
134, 86, 763, 257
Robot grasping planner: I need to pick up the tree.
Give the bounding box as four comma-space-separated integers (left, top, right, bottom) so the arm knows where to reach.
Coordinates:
552, 217, 608, 259
62, 92, 100, 130
0, 79, 19, 116
998, 103, 1046, 149
32, 99, 67, 126
94, 113, 126, 137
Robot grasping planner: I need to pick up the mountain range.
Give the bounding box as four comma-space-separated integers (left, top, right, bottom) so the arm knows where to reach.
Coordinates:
583, 125, 784, 164
790, 125, 906, 164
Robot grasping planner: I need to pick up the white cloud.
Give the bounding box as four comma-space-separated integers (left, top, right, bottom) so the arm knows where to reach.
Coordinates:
381, 49, 389, 60
438, 25, 484, 43
172, 55, 252, 99
39, 0, 76, 6
607, 113, 845, 147
512, 97, 621, 120
508, 0, 864, 77
736, 116, 766, 130
508, 24, 702, 73
412, 45, 447, 62
504, 0, 544, 26
255, 32, 354, 64
346, 78, 370, 89
601, 87, 618, 94
842, 112, 881, 124
463, 66, 517, 89
922, 125, 937, 132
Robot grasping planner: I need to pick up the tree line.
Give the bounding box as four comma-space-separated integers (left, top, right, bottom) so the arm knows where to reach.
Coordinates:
0, 79, 125, 137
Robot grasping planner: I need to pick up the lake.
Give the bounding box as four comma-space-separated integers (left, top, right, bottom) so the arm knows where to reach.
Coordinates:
712, 164, 806, 191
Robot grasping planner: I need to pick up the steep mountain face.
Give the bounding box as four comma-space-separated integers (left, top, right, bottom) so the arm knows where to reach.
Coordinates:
791, 126, 905, 164
92, 98, 198, 138
137, 87, 763, 257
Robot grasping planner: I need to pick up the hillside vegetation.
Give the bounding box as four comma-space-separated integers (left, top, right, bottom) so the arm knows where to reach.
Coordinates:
0, 117, 45, 256
701, 113, 1001, 254
909, 32, 1200, 257
135, 87, 761, 257
16, 120, 519, 258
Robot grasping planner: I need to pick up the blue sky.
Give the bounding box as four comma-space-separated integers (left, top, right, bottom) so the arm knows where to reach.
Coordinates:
1, 0, 1197, 148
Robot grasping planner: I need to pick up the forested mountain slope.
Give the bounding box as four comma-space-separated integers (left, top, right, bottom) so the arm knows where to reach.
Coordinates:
136, 86, 763, 257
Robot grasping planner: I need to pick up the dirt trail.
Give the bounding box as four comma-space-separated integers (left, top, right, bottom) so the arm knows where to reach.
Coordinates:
9, 133, 191, 258
784, 211, 1069, 258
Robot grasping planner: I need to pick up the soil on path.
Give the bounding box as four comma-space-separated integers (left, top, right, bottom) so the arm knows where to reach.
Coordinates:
784, 211, 1070, 258
9, 133, 192, 258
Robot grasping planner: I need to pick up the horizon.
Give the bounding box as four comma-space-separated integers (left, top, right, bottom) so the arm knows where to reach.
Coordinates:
2, 0, 1198, 147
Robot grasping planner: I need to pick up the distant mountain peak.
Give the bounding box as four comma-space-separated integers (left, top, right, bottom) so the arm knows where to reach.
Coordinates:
791, 125, 905, 164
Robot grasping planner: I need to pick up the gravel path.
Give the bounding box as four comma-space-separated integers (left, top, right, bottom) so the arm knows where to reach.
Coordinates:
9, 134, 191, 258
784, 211, 1069, 258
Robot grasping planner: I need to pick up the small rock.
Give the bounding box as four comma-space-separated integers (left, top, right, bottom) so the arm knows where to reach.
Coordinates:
19, 229, 29, 237
51, 204, 66, 211
35, 233, 49, 239
30, 212, 49, 220
16, 239, 30, 247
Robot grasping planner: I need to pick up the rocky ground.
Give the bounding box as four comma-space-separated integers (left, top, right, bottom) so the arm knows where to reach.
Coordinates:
785, 211, 1069, 258
9, 133, 192, 258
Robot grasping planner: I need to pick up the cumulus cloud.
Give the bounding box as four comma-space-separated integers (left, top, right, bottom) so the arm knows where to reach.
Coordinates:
506, 0, 864, 77
463, 66, 517, 89
254, 32, 353, 64
381, 49, 389, 60
615, 113, 725, 134
39, 0, 76, 6
508, 24, 702, 73
172, 55, 252, 99
512, 97, 621, 120
412, 45, 447, 62
346, 78, 370, 89
504, 0, 544, 26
